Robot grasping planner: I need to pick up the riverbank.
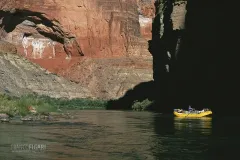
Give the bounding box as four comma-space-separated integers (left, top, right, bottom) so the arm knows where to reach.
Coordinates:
0, 94, 107, 117
0, 93, 156, 123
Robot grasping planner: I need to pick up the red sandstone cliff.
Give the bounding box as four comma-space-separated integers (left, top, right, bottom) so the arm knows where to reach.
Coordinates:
137, 0, 155, 40
0, 0, 153, 99
137, 0, 187, 40
0, 0, 152, 58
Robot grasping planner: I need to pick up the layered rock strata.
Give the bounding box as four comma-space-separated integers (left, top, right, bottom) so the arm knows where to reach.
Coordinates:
0, 0, 153, 99
0, 0, 151, 59
0, 41, 92, 98
137, 0, 155, 40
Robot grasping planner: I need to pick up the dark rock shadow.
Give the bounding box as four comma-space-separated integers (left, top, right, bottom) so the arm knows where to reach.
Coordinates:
105, 0, 236, 116
107, 0, 223, 114
106, 80, 175, 113
107, 81, 156, 110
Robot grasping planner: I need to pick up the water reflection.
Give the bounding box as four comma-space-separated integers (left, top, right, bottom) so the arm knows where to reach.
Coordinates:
152, 115, 213, 160
0, 111, 238, 160
174, 117, 212, 135
0, 111, 158, 160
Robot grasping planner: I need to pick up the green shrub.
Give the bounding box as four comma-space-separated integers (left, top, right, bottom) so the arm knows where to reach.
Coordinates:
132, 99, 154, 111
0, 94, 107, 116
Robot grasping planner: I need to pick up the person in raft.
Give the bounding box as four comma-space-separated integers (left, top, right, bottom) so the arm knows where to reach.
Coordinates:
188, 105, 193, 112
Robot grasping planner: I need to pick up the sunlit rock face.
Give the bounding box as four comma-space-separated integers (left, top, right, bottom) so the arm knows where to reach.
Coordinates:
137, 0, 155, 40
136, 0, 187, 40
0, 0, 153, 99
0, 40, 92, 99
172, 1, 187, 30
0, 0, 152, 59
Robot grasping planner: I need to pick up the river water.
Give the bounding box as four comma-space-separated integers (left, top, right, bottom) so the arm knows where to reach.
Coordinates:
0, 110, 239, 160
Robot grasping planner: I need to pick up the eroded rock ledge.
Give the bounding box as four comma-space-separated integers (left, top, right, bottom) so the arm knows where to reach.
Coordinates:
0, 0, 152, 59
0, 40, 91, 99
0, 0, 153, 99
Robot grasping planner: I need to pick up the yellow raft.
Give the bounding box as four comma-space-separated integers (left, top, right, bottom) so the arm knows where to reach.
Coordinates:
174, 109, 212, 118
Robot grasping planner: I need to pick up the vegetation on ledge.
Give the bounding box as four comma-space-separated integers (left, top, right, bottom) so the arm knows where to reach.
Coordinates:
0, 93, 154, 117
132, 99, 154, 111
0, 94, 107, 116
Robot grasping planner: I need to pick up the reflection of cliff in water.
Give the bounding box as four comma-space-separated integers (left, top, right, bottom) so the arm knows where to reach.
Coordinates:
152, 115, 213, 159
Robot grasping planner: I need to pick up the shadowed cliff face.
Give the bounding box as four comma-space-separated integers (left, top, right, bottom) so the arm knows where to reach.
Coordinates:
108, 0, 231, 115
149, 0, 218, 113
150, 0, 235, 115
175, 0, 216, 111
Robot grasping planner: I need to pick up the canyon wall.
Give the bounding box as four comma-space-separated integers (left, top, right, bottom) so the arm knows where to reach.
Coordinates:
137, 0, 155, 40
0, 0, 153, 99
108, 0, 188, 110
148, 0, 218, 113
0, 40, 92, 99
0, 0, 151, 58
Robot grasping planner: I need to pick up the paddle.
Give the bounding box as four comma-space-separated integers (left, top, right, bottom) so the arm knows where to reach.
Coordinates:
184, 111, 191, 118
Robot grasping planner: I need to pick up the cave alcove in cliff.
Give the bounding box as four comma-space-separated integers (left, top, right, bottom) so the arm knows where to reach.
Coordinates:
0, 10, 64, 43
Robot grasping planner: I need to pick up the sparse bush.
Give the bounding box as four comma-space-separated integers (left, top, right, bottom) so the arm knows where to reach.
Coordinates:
0, 94, 107, 116
132, 99, 154, 111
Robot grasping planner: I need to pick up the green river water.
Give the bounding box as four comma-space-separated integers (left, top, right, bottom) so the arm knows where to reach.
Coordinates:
0, 110, 239, 160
